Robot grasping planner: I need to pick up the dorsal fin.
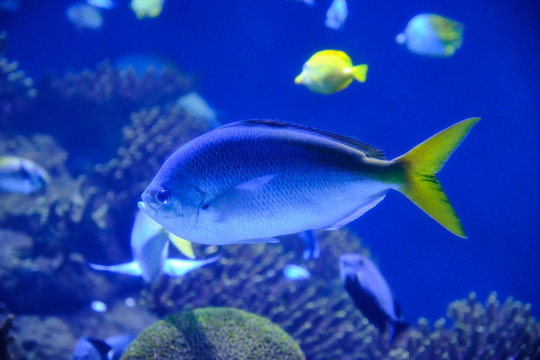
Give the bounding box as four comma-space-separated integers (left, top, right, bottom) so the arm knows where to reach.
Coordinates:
318, 50, 352, 63
222, 120, 385, 160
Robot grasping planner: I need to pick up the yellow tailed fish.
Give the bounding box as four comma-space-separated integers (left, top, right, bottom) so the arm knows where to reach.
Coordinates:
130, 0, 164, 19
396, 14, 464, 57
139, 117, 480, 246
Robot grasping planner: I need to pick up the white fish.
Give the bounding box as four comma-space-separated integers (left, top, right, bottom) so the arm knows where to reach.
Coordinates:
87, 0, 116, 10
0, 156, 49, 194
66, 3, 103, 30
177, 92, 218, 125
90, 210, 217, 283
90, 300, 107, 313
340, 254, 409, 340
283, 264, 311, 280
396, 14, 464, 57
325, 0, 348, 30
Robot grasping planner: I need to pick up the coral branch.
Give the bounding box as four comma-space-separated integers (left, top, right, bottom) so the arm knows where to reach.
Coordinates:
0, 314, 14, 360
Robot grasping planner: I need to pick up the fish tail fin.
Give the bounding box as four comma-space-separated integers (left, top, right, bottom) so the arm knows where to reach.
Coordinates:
351, 64, 368, 83
393, 118, 480, 238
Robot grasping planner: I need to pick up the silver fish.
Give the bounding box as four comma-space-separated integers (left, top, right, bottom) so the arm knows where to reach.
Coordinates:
325, 0, 348, 30
139, 118, 479, 245
340, 254, 409, 340
0, 156, 49, 194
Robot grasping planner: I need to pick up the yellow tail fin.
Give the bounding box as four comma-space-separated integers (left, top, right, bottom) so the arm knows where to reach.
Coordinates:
351, 64, 368, 83
393, 118, 480, 238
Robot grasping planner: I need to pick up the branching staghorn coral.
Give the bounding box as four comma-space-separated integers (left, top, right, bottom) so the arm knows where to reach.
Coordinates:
93, 105, 214, 199
9, 60, 194, 167
143, 230, 390, 360
0, 314, 14, 360
0, 105, 216, 314
143, 230, 540, 360
48, 60, 192, 106
0, 32, 37, 125
386, 292, 540, 360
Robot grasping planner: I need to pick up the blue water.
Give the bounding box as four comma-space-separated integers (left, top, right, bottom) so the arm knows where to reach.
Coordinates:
2, 0, 539, 324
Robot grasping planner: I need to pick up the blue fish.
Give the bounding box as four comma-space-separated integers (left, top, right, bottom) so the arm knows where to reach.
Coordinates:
87, 0, 116, 9
283, 264, 311, 280
73, 334, 135, 360
139, 118, 479, 245
339, 254, 409, 341
104, 334, 136, 360
325, 0, 348, 30
0, 156, 49, 194
90, 300, 107, 313
396, 14, 464, 57
90, 210, 218, 283
298, 230, 320, 260
73, 337, 111, 360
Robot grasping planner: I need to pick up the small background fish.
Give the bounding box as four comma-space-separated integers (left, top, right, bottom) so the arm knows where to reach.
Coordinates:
396, 13, 464, 57
295, 50, 367, 94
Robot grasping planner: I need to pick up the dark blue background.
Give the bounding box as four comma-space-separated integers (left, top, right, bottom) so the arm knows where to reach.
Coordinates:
2, 0, 539, 322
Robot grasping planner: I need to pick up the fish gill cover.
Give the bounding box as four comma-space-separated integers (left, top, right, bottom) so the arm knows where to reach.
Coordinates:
0, 1, 539, 359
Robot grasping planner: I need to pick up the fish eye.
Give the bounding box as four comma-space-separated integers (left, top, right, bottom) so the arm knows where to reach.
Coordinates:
155, 188, 170, 204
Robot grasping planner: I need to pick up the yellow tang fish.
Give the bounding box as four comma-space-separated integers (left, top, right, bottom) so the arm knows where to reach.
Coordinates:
294, 50, 367, 94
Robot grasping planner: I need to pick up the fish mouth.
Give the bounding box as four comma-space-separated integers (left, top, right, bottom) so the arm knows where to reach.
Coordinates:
138, 199, 157, 218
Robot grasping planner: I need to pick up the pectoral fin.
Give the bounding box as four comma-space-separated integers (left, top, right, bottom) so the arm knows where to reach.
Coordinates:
233, 175, 275, 191
326, 192, 387, 230
163, 256, 220, 277
89, 261, 142, 276
202, 175, 276, 222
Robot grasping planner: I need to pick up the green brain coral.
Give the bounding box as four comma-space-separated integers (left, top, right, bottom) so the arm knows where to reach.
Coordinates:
121, 307, 305, 360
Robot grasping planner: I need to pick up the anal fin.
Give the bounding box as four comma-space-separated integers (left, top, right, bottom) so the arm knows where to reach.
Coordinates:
326, 191, 387, 230
237, 237, 280, 244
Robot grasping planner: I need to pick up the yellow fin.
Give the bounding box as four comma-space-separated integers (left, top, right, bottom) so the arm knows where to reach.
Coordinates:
317, 50, 352, 64
351, 64, 368, 83
168, 233, 195, 259
393, 118, 480, 238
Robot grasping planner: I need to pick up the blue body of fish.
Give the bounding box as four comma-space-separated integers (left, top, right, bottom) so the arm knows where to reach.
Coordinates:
139, 118, 479, 245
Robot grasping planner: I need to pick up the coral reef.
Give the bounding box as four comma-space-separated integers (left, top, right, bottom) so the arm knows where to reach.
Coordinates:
144, 229, 386, 359
92, 105, 215, 202
385, 292, 540, 360
0, 40, 536, 360
6, 299, 158, 360
143, 231, 540, 359
22, 60, 195, 167
0, 105, 216, 314
47, 60, 192, 107
0, 314, 14, 360
121, 307, 305, 360
0, 228, 125, 314
0, 32, 38, 126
